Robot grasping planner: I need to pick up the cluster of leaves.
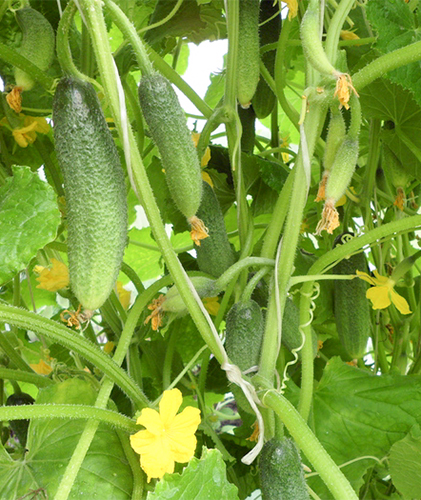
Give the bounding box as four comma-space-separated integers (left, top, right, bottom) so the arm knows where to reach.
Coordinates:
1, 0, 421, 499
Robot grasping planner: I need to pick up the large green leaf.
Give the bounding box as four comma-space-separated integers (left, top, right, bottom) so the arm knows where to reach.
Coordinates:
389, 424, 421, 499
124, 227, 164, 282
366, 0, 421, 106
301, 357, 421, 498
147, 447, 239, 500
359, 79, 421, 179
0, 378, 133, 499
0, 166, 60, 285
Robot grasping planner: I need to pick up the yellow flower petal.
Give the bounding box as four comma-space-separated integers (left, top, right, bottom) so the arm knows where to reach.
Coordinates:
340, 30, 360, 41
356, 270, 377, 285
284, 0, 298, 20
141, 444, 174, 482
203, 296, 220, 315
201, 170, 214, 187
159, 388, 183, 427
390, 288, 411, 315
137, 408, 164, 435
116, 281, 131, 309
35, 258, 69, 292
30, 359, 53, 375
372, 269, 390, 285
366, 285, 391, 310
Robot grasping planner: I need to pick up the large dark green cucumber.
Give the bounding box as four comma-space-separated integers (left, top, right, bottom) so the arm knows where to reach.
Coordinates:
195, 181, 235, 277
252, 0, 282, 119
138, 72, 202, 220
53, 77, 127, 313
15, 7, 55, 90
260, 437, 310, 500
333, 233, 371, 358
283, 298, 318, 359
6, 391, 35, 447
225, 299, 264, 414
237, 0, 260, 108
238, 105, 256, 154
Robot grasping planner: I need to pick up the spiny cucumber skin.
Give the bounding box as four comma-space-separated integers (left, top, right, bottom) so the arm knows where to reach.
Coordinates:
252, 0, 281, 119
15, 7, 55, 90
259, 438, 310, 500
300, 0, 336, 77
323, 110, 346, 172
333, 239, 371, 359
325, 138, 359, 202
237, 0, 260, 108
53, 78, 127, 312
196, 181, 235, 278
283, 298, 318, 359
138, 72, 202, 220
225, 299, 264, 372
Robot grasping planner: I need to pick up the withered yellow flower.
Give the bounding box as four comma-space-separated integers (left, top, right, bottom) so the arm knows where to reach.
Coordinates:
34, 258, 69, 292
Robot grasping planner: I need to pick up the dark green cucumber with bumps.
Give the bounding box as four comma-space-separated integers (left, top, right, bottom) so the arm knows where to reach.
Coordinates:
260, 437, 310, 500
283, 298, 318, 359
6, 391, 35, 447
195, 181, 235, 277
15, 7, 55, 90
138, 72, 202, 221
333, 233, 371, 358
252, 0, 282, 119
53, 77, 127, 314
225, 299, 264, 414
237, 0, 260, 108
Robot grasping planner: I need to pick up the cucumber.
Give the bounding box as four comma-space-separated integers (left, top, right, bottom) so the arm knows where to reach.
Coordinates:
138, 72, 202, 223
237, 0, 260, 108
252, 0, 282, 119
195, 181, 235, 277
52, 77, 127, 314
283, 298, 318, 359
162, 276, 217, 314
260, 437, 310, 500
332, 233, 371, 358
14, 7, 55, 91
238, 104, 256, 154
225, 299, 264, 414
6, 391, 35, 447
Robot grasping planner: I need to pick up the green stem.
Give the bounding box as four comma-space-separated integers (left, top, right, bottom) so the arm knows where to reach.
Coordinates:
0, 303, 148, 407
117, 429, 144, 499
0, 367, 53, 387
81, 22, 95, 78
214, 257, 275, 293
353, 40, 421, 92
0, 404, 137, 432
162, 329, 179, 389
122, 76, 144, 152
325, 0, 356, 65
0, 331, 32, 372
0, 43, 54, 90
261, 389, 358, 500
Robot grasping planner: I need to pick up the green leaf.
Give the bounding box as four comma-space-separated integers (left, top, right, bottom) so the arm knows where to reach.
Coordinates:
298, 357, 421, 499
0, 166, 60, 285
0, 378, 133, 499
124, 227, 164, 282
359, 78, 421, 179
366, 0, 421, 106
147, 447, 239, 500
389, 424, 421, 499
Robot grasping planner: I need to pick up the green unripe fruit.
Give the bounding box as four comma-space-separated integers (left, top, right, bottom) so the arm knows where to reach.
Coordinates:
260, 437, 310, 500
162, 277, 217, 314
53, 77, 127, 313
196, 181, 235, 278
324, 109, 346, 173
283, 298, 318, 359
237, 0, 260, 108
325, 137, 359, 203
333, 233, 371, 359
14, 7, 55, 90
138, 72, 202, 220
382, 143, 409, 191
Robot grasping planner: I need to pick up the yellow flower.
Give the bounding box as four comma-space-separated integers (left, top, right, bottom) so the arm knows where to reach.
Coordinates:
284, 0, 298, 20
116, 281, 131, 309
12, 115, 50, 147
34, 258, 69, 292
340, 30, 360, 41
280, 135, 290, 164
192, 132, 211, 167
201, 170, 214, 187
30, 358, 53, 375
104, 341, 115, 355
356, 270, 411, 315
203, 296, 220, 316
130, 388, 201, 482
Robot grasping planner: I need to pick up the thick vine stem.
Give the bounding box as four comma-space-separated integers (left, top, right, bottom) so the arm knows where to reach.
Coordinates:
0, 367, 54, 387
260, 389, 359, 500
325, 0, 357, 65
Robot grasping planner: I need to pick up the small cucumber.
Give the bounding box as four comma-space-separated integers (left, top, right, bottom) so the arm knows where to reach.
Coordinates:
324, 109, 346, 174
195, 181, 235, 278
14, 7, 55, 90
283, 298, 318, 359
6, 391, 35, 447
138, 72, 202, 222
237, 0, 260, 108
162, 276, 217, 314
53, 77, 127, 314
300, 0, 337, 77
238, 105, 256, 154
252, 0, 282, 119
333, 233, 371, 359
260, 437, 310, 500
325, 137, 359, 203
